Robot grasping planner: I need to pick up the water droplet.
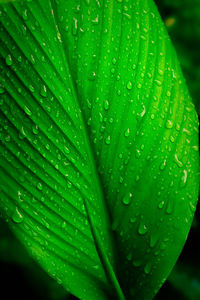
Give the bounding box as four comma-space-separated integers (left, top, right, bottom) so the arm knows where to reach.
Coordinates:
127, 81, 132, 90
105, 136, 111, 145
112, 57, 117, 64
130, 216, 137, 223
22, 9, 28, 20
40, 85, 48, 97
6, 54, 13, 66
88, 71, 96, 81
24, 106, 32, 116
61, 221, 67, 228
170, 136, 175, 143
122, 192, 133, 206
166, 120, 173, 129
32, 125, 39, 134
29, 85, 35, 93
166, 91, 171, 97
138, 220, 148, 235
124, 128, 130, 137
159, 159, 167, 170
155, 79, 162, 86
180, 169, 187, 187
64, 146, 70, 154
135, 175, 140, 182
135, 149, 141, 159
142, 262, 151, 276
37, 182, 43, 191
158, 201, 165, 209
176, 123, 180, 131
104, 99, 109, 110
192, 145, 198, 152
12, 207, 24, 224
151, 114, 155, 120
72, 18, 78, 35
175, 153, 183, 168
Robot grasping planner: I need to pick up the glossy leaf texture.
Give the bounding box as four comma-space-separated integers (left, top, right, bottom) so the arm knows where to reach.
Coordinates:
0, 0, 199, 299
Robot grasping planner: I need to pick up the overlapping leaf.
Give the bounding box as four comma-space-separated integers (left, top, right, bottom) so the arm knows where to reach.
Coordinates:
0, 0, 199, 299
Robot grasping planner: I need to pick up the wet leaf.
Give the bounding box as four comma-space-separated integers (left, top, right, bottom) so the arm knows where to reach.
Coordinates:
0, 0, 199, 299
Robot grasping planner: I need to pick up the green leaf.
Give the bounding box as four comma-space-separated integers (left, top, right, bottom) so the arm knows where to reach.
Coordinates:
0, 0, 199, 299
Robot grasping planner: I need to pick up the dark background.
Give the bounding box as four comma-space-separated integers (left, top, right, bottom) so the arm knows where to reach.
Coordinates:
0, 0, 200, 299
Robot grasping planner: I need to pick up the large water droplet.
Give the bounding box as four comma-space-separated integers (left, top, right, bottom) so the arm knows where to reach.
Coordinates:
122, 192, 133, 206
12, 207, 24, 224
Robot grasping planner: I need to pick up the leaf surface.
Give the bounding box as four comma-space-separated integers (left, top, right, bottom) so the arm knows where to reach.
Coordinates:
0, 0, 199, 299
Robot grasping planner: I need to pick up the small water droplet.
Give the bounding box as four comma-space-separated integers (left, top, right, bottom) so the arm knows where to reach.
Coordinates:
159, 159, 167, 170
158, 201, 165, 209
154, 79, 162, 86
88, 71, 96, 81
37, 182, 43, 191
32, 125, 39, 134
104, 99, 109, 110
112, 57, 117, 64
132, 64, 136, 70
6, 54, 13, 66
124, 128, 130, 137
29, 85, 35, 93
138, 220, 148, 235
144, 262, 152, 275
175, 123, 180, 131
24, 106, 32, 116
61, 221, 67, 228
40, 85, 48, 97
122, 192, 133, 206
105, 135, 111, 145
135, 149, 141, 159
64, 146, 70, 154
180, 169, 187, 187
175, 153, 183, 168
72, 18, 78, 35
126, 81, 132, 90
166, 120, 173, 129
166, 91, 171, 97
192, 145, 198, 152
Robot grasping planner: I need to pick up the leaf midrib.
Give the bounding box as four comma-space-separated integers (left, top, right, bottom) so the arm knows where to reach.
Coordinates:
49, 0, 125, 299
